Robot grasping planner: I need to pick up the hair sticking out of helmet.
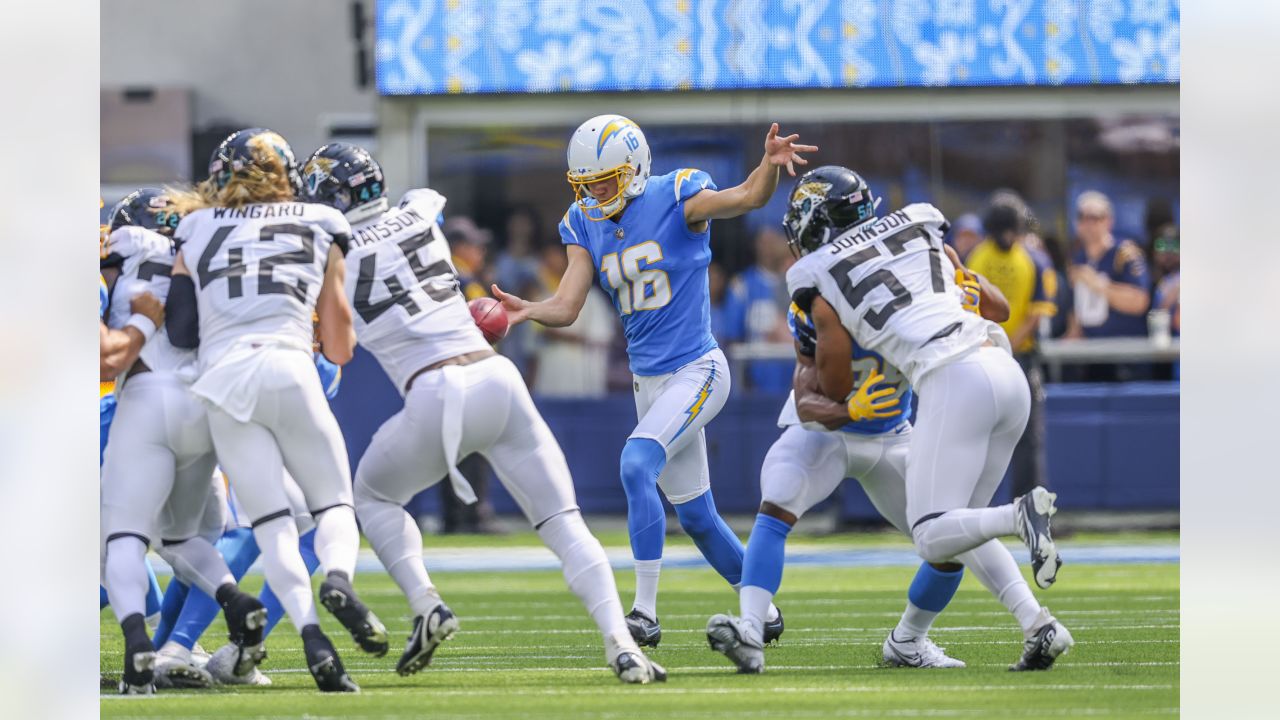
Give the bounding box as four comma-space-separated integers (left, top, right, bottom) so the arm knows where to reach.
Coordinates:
782, 166, 880, 258
565, 114, 652, 221
302, 142, 388, 224
167, 128, 301, 216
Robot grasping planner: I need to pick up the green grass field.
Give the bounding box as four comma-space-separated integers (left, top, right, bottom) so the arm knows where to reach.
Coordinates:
101, 531, 1178, 719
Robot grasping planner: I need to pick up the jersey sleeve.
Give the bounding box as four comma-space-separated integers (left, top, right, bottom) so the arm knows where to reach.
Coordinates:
785, 259, 821, 313
558, 205, 588, 249
399, 188, 447, 222
672, 168, 716, 204
1112, 240, 1151, 290
903, 203, 950, 237
316, 206, 353, 255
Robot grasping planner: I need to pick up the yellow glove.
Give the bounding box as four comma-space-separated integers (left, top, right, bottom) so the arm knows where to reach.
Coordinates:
846, 370, 903, 422
956, 268, 981, 315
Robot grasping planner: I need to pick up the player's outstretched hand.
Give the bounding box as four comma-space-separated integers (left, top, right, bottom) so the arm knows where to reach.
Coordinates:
491, 284, 533, 327
846, 370, 902, 422
130, 291, 164, 328
764, 123, 819, 177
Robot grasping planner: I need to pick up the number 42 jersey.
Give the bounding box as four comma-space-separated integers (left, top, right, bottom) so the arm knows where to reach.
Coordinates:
786, 203, 1004, 387
345, 189, 490, 394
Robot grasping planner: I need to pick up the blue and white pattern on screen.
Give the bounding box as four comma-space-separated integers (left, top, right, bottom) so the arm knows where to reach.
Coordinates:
375, 0, 1179, 95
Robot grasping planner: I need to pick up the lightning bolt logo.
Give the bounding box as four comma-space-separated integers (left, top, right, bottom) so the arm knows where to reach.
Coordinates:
596, 117, 638, 158
673, 367, 716, 441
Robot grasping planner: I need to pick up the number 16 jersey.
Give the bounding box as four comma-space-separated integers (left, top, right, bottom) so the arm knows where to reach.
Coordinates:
175, 201, 350, 366
786, 203, 999, 387
345, 189, 489, 394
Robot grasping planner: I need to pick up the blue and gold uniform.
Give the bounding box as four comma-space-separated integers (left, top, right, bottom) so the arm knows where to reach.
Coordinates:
559, 168, 718, 375
100, 274, 117, 464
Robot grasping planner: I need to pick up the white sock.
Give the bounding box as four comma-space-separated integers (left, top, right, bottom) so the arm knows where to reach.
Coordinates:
104, 536, 148, 624
540, 511, 629, 640
356, 490, 440, 616
252, 516, 319, 631
738, 585, 772, 645
895, 601, 939, 638
313, 504, 360, 579
388, 556, 442, 618
956, 538, 1042, 633
156, 538, 234, 596
912, 504, 1017, 562
632, 559, 662, 619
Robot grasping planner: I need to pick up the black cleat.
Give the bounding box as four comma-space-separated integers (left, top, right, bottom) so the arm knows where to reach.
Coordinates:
396, 604, 460, 676
118, 613, 156, 695
625, 608, 662, 648
303, 625, 360, 692
1014, 487, 1062, 589
319, 571, 389, 657
611, 651, 668, 684
218, 585, 268, 675
1010, 609, 1075, 671
762, 607, 785, 645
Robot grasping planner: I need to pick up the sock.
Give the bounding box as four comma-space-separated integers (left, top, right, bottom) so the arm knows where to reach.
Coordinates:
734, 583, 780, 623
156, 537, 235, 596
632, 559, 661, 619
167, 527, 262, 651
739, 514, 792, 642
104, 536, 149, 624
144, 559, 165, 619
895, 562, 965, 638
260, 529, 321, 636
252, 516, 319, 631
152, 577, 190, 648
619, 438, 668, 563
956, 538, 1042, 633
911, 504, 1017, 563
313, 505, 360, 579
739, 585, 773, 645
674, 490, 746, 585
356, 490, 438, 617
538, 510, 629, 640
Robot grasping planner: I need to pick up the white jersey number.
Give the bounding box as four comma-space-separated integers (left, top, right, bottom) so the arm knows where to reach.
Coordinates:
352, 230, 460, 323
828, 226, 945, 330
195, 223, 316, 302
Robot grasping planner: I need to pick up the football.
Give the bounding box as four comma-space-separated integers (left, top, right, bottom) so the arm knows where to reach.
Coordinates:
468, 297, 509, 344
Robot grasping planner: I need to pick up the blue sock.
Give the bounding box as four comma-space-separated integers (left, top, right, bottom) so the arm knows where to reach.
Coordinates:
619, 438, 668, 561
169, 528, 262, 650
151, 577, 190, 647
259, 529, 320, 637
740, 513, 792, 594
144, 559, 165, 618
674, 491, 746, 585
907, 562, 965, 612
100, 585, 109, 610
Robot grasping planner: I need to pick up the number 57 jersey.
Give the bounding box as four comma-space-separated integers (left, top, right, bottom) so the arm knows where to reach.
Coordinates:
786, 203, 1000, 387
344, 189, 490, 394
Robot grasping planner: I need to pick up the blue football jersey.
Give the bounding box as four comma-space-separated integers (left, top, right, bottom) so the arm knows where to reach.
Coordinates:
787, 302, 911, 436
559, 169, 719, 376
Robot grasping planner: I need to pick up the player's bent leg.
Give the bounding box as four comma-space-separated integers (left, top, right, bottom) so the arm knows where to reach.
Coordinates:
315, 504, 389, 657
673, 489, 745, 584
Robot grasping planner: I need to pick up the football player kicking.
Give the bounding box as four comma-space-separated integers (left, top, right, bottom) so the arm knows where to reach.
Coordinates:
100, 189, 269, 694
301, 142, 665, 683
164, 129, 386, 692
707, 244, 1020, 672
776, 166, 1074, 671
493, 116, 815, 647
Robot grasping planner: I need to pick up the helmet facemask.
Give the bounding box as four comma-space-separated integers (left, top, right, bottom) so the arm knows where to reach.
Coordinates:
567, 164, 636, 222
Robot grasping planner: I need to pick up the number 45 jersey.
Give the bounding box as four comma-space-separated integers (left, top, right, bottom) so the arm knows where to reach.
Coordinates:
786, 203, 1004, 387
176, 201, 350, 365
345, 189, 489, 394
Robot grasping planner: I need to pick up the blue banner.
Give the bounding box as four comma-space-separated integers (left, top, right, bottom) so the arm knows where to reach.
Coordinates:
375, 0, 1180, 95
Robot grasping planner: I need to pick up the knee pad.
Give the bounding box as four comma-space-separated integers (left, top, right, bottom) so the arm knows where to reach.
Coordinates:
911, 519, 949, 564
619, 438, 667, 500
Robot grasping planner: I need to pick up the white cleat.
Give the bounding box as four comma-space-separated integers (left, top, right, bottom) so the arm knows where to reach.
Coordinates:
882, 631, 966, 668
153, 642, 214, 689
190, 642, 211, 666
706, 614, 765, 674
206, 642, 272, 686
605, 632, 667, 684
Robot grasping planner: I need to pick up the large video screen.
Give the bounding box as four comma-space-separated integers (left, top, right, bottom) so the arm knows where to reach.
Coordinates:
376, 0, 1179, 95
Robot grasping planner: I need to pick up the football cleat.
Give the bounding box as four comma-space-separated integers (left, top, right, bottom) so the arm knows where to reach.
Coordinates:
706, 614, 765, 674
882, 631, 966, 669
1011, 608, 1074, 671
303, 626, 359, 692
396, 603, 460, 676
763, 607, 785, 645
190, 642, 211, 666
625, 608, 662, 648
206, 643, 272, 686
320, 572, 390, 657
219, 587, 268, 670
610, 651, 668, 684
153, 642, 214, 689
119, 645, 156, 695
1015, 486, 1063, 589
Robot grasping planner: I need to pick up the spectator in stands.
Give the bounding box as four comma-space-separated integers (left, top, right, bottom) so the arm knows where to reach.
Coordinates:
1037, 233, 1073, 339
529, 243, 616, 398
493, 206, 544, 383
1152, 224, 1180, 331
707, 261, 736, 345
967, 190, 1055, 498
726, 226, 794, 393
1066, 190, 1151, 340
947, 213, 984, 262
444, 216, 493, 301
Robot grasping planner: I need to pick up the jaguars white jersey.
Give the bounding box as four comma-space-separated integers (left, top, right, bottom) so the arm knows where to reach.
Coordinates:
786, 203, 999, 386
175, 202, 349, 366
346, 188, 489, 394
102, 225, 197, 381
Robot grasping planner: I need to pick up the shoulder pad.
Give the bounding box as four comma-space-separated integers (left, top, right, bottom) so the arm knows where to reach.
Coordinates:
399, 188, 447, 219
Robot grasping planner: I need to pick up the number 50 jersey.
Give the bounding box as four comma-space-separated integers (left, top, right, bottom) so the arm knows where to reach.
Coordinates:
345, 189, 490, 394
175, 201, 350, 366
786, 203, 1003, 387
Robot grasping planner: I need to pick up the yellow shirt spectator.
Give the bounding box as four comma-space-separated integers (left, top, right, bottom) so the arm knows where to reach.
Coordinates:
966, 239, 1057, 354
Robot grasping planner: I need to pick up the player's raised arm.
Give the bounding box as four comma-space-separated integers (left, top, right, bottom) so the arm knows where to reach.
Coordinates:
683, 123, 818, 226
492, 244, 594, 328
316, 242, 356, 365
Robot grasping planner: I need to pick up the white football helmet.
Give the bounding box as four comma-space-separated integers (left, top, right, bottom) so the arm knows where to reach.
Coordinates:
566, 114, 651, 221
